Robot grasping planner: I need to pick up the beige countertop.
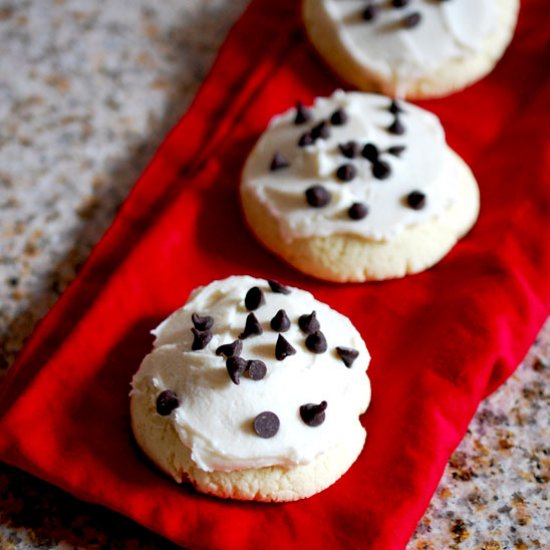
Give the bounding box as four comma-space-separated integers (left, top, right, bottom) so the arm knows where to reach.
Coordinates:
0, 1, 548, 548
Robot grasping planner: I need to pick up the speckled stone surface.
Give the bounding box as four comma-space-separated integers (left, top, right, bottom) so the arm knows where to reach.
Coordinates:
0, 1, 548, 548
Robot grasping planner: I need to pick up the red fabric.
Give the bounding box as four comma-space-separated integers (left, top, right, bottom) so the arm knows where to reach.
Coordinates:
1, 1, 550, 548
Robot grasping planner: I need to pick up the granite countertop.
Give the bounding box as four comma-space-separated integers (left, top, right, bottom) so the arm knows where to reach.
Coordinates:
0, 1, 548, 548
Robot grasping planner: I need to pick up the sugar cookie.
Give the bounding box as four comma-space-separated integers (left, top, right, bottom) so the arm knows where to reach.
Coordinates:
130, 276, 371, 501
302, 0, 519, 98
240, 91, 479, 282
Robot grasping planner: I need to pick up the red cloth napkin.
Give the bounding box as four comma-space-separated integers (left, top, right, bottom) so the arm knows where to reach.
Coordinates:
1, 1, 550, 548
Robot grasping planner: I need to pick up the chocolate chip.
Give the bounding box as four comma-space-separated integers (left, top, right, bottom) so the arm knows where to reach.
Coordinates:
403, 11, 422, 28
156, 390, 179, 416
330, 108, 348, 126
239, 313, 263, 339
336, 346, 359, 367
270, 151, 290, 171
388, 116, 405, 135
311, 120, 330, 140
336, 163, 357, 182
305, 330, 328, 354
270, 309, 291, 332
348, 202, 368, 220
244, 286, 265, 311
362, 142, 379, 162
226, 356, 247, 385
267, 279, 291, 295
362, 4, 378, 21
253, 411, 280, 438
191, 313, 213, 331
275, 334, 296, 360
191, 328, 212, 350
298, 311, 320, 334
216, 339, 243, 358
388, 145, 406, 157
300, 401, 327, 427
389, 100, 404, 115
247, 359, 267, 380
294, 101, 311, 125
338, 141, 360, 159
406, 190, 426, 210
298, 131, 314, 147
305, 185, 331, 207
392, 0, 410, 7
372, 160, 392, 180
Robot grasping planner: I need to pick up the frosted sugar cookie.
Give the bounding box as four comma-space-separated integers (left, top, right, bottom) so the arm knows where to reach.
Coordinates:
130, 276, 371, 501
240, 90, 479, 282
302, 0, 519, 98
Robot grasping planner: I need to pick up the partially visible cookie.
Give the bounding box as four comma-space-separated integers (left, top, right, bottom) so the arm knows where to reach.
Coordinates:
302, 0, 519, 99
240, 91, 479, 282
130, 276, 371, 502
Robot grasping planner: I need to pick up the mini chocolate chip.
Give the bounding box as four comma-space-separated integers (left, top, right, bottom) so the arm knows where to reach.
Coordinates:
336, 346, 359, 367
226, 356, 247, 385
300, 401, 328, 427
191, 328, 212, 350
305, 185, 331, 207
406, 190, 426, 210
298, 311, 320, 334
239, 313, 263, 339
275, 334, 296, 360
389, 100, 404, 115
253, 411, 280, 438
270, 309, 291, 332
388, 145, 406, 156
348, 202, 369, 220
392, 0, 410, 7
336, 163, 357, 182
338, 141, 359, 159
294, 101, 311, 125
330, 108, 348, 126
247, 359, 267, 380
403, 11, 422, 28
311, 120, 330, 140
298, 131, 314, 147
270, 151, 290, 171
191, 313, 214, 331
305, 330, 328, 354
362, 4, 378, 21
267, 279, 291, 294
362, 142, 379, 162
388, 116, 405, 135
244, 286, 265, 311
216, 339, 243, 358
156, 390, 179, 416
372, 160, 392, 180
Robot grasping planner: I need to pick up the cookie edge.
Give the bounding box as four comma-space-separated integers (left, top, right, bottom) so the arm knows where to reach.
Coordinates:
130, 389, 367, 502
240, 148, 480, 282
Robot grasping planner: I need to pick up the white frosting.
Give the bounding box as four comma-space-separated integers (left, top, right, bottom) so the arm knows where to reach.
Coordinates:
131, 276, 371, 473
321, 0, 497, 93
242, 90, 458, 243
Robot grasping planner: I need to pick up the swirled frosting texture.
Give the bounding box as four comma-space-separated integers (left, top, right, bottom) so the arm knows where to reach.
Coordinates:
321, 0, 498, 92
131, 276, 371, 472
242, 90, 458, 243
